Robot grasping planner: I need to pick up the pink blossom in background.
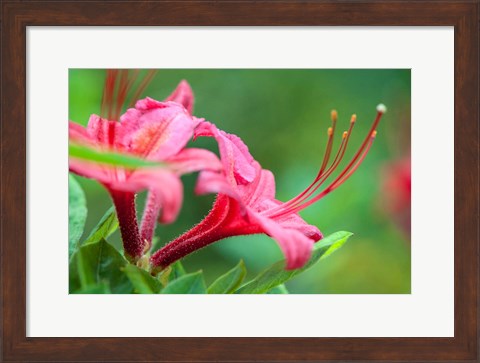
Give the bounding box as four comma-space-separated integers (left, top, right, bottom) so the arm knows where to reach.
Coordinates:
381, 156, 411, 236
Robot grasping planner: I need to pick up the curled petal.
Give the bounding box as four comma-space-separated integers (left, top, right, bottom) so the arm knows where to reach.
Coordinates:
194, 122, 256, 186
276, 214, 323, 241
193, 121, 215, 139
135, 97, 167, 111
195, 170, 241, 201
165, 80, 194, 114
252, 213, 315, 270
257, 199, 323, 241
167, 148, 222, 175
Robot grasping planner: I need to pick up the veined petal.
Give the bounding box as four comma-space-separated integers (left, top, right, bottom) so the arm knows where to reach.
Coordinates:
275, 214, 323, 241
86, 114, 121, 146
242, 168, 276, 207
167, 148, 222, 175
69, 158, 114, 185
194, 122, 256, 185
69, 121, 92, 145
251, 213, 315, 270
195, 170, 242, 201
165, 80, 194, 114
120, 100, 198, 161
257, 199, 323, 241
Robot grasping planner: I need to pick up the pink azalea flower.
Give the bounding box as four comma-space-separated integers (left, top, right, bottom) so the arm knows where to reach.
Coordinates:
381, 155, 411, 236
69, 71, 221, 261
150, 105, 387, 271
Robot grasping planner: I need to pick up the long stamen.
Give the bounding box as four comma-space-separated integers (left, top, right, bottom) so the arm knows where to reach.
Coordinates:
285, 129, 351, 211
101, 70, 157, 122
317, 110, 338, 176
273, 129, 348, 214
288, 114, 357, 208
316, 107, 384, 196
269, 105, 385, 219
271, 113, 356, 215
266, 130, 349, 219
113, 70, 130, 121
101, 70, 118, 120
128, 70, 157, 109
286, 130, 378, 214
328, 131, 378, 191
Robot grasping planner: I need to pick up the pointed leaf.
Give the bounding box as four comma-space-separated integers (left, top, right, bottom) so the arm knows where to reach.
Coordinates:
69, 174, 87, 258
158, 260, 187, 287
208, 260, 246, 294
235, 231, 352, 294
161, 271, 206, 294
83, 207, 118, 245
70, 142, 161, 169
123, 264, 162, 294
70, 239, 132, 294
171, 260, 187, 277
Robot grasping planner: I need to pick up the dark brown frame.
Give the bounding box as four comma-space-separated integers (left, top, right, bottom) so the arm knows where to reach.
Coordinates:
1, 1, 478, 362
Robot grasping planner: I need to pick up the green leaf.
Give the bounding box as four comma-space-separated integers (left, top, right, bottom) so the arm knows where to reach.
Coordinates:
171, 261, 187, 277
123, 264, 162, 294
208, 260, 247, 294
235, 231, 353, 294
267, 284, 289, 294
83, 207, 118, 245
72, 281, 111, 294
69, 174, 87, 258
161, 271, 206, 294
69, 142, 162, 169
70, 239, 132, 294
158, 260, 187, 287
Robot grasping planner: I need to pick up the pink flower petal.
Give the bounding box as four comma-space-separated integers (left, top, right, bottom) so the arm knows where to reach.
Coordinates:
165, 80, 194, 114
275, 214, 323, 241
251, 212, 315, 270
120, 100, 199, 160
194, 122, 256, 186
195, 170, 242, 201
86, 114, 121, 146
256, 199, 323, 241
69, 121, 93, 145
111, 169, 184, 224
241, 168, 276, 207
167, 148, 222, 175
69, 158, 113, 185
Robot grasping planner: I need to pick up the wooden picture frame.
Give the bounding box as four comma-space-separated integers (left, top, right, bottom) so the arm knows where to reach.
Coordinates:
1, 1, 478, 361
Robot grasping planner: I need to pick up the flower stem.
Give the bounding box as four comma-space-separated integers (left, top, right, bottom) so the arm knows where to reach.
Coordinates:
149, 197, 230, 272
110, 190, 145, 262
140, 190, 161, 250
149, 196, 261, 273
150, 227, 229, 273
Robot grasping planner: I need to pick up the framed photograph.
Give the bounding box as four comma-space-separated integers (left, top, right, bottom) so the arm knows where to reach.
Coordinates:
1, 1, 478, 361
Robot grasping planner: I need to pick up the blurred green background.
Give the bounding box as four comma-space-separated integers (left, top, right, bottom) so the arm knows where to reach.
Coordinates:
69, 69, 411, 294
